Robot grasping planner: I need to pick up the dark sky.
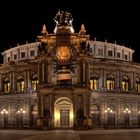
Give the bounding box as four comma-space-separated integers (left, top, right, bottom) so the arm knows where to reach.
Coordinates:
0, 1, 139, 62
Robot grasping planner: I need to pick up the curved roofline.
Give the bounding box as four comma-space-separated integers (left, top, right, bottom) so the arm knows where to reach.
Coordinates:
88, 40, 134, 53
1, 42, 41, 55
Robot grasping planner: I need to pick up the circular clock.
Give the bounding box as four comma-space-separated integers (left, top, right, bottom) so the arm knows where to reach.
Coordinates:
56, 46, 70, 60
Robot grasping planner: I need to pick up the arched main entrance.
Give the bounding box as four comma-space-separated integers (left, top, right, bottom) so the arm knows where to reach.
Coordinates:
54, 97, 73, 128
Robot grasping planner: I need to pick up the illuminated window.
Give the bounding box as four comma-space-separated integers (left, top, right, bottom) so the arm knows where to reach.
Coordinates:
31, 74, 38, 90
4, 78, 10, 93
90, 74, 98, 90
122, 76, 129, 91
17, 76, 25, 92
136, 78, 140, 92
106, 75, 115, 90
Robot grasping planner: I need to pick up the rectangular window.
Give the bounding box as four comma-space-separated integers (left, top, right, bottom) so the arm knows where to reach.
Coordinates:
14, 54, 17, 60
125, 54, 128, 60
7, 57, 10, 62
117, 52, 120, 58
108, 50, 113, 56
98, 49, 103, 56
30, 50, 35, 56
21, 52, 25, 58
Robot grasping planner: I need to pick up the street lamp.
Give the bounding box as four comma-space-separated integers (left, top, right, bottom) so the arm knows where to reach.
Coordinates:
105, 108, 115, 128
124, 108, 131, 128
1, 109, 8, 128
17, 108, 26, 128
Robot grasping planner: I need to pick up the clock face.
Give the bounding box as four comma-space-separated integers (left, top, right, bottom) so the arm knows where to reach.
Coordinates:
56, 46, 70, 60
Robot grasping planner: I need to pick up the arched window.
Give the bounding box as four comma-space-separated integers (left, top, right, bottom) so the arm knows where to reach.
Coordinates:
4, 78, 10, 93
122, 76, 129, 92
17, 76, 25, 92
90, 74, 99, 90
136, 77, 140, 93
31, 74, 38, 90
106, 75, 115, 90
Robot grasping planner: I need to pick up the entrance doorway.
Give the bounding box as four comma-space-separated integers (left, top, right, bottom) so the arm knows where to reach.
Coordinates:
54, 97, 73, 128
60, 109, 69, 127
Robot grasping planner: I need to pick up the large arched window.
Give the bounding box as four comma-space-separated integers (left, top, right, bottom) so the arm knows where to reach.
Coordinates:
4, 78, 10, 93
106, 75, 115, 90
122, 76, 129, 92
90, 74, 99, 90
31, 74, 38, 90
17, 76, 25, 92
136, 77, 140, 93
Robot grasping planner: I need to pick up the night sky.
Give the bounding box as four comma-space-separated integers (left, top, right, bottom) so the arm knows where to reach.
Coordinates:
0, 1, 139, 62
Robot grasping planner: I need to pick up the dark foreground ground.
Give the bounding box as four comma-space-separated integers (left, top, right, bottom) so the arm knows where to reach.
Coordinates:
0, 129, 140, 140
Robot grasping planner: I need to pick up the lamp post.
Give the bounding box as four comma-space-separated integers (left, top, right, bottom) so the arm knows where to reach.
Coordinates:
105, 108, 115, 128
1, 109, 8, 128
124, 108, 131, 128
17, 108, 26, 128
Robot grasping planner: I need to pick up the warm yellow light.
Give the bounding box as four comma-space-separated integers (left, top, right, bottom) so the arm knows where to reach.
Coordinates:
23, 110, 26, 114
128, 110, 131, 114
54, 110, 60, 126
70, 110, 74, 120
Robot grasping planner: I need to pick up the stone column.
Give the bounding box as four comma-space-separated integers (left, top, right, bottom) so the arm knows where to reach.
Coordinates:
12, 72, 15, 91
100, 68, 106, 92
42, 63, 44, 83
83, 62, 85, 86
0, 73, 2, 92
117, 70, 121, 93
131, 72, 135, 92
27, 70, 31, 90
10, 72, 13, 91
85, 62, 90, 88
122, 49, 124, 60
38, 63, 41, 83
24, 70, 28, 92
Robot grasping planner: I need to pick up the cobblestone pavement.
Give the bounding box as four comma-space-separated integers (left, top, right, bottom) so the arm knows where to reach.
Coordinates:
0, 129, 140, 140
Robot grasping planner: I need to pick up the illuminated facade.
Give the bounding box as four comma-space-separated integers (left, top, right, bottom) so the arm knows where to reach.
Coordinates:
0, 11, 140, 129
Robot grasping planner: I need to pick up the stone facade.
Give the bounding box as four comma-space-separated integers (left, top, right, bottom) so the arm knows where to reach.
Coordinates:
0, 11, 140, 129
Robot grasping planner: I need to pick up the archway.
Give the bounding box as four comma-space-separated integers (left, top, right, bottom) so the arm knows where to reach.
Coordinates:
90, 104, 100, 127
54, 97, 73, 128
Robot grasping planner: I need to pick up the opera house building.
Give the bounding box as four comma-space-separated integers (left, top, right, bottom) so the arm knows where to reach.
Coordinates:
0, 11, 140, 129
